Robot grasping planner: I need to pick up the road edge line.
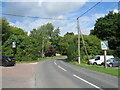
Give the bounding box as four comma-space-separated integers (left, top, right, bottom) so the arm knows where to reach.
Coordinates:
73, 74, 101, 89
58, 65, 67, 71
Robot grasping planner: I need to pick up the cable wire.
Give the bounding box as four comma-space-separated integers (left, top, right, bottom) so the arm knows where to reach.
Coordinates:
2, 13, 74, 20
78, 0, 102, 18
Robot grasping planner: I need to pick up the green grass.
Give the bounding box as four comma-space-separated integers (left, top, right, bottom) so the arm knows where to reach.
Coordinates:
16, 55, 67, 64
68, 61, 120, 77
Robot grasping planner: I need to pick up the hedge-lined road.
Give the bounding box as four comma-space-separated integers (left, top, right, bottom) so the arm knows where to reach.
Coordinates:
2, 58, 119, 89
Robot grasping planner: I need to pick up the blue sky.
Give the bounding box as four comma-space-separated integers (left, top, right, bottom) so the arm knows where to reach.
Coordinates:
1, 0, 119, 36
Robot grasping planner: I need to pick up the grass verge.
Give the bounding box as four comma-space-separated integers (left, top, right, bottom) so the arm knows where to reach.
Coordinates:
16, 55, 67, 64
68, 61, 120, 77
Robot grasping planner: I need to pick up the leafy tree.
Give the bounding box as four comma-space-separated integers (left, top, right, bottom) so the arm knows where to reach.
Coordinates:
1, 18, 11, 44
50, 27, 60, 53
30, 23, 60, 57
66, 34, 102, 63
45, 45, 56, 57
58, 32, 74, 55
90, 11, 120, 57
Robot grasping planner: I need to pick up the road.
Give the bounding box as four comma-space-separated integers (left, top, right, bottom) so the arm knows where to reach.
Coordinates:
35, 58, 119, 89
1, 58, 119, 89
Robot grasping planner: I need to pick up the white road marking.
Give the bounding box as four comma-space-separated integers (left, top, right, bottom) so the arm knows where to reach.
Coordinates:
58, 65, 67, 71
54, 60, 67, 71
54, 60, 101, 89
54, 61, 57, 65
73, 74, 101, 89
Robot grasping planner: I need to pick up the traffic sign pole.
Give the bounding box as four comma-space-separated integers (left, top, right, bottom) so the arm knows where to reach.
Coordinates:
104, 50, 107, 68
101, 41, 108, 68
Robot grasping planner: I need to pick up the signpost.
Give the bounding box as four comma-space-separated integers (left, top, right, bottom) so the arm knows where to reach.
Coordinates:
12, 41, 17, 57
101, 41, 109, 68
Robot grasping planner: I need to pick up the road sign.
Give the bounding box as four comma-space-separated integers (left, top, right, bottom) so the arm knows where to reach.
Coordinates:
101, 41, 108, 50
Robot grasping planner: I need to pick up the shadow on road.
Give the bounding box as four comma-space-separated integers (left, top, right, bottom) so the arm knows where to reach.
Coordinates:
55, 58, 68, 62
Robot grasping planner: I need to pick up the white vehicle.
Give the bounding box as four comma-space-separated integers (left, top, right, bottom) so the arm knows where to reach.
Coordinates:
88, 55, 114, 65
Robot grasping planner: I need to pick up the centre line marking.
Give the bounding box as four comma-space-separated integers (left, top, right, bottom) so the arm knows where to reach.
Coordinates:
58, 65, 67, 71
73, 74, 100, 89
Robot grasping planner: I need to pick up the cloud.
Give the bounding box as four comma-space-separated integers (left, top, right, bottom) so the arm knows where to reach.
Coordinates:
4, 1, 107, 36
9, 15, 69, 35
3, 0, 119, 2
3, 1, 87, 35
113, 9, 119, 14
3, 2, 87, 17
60, 21, 77, 36
9, 13, 106, 36
93, 13, 105, 19
80, 13, 105, 35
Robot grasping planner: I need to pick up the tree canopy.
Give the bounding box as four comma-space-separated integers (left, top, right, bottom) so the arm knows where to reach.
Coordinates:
90, 11, 120, 57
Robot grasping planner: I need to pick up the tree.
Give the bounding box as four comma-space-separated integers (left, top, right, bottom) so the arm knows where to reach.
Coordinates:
66, 34, 102, 63
50, 27, 60, 53
58, 32, 74, 55
90, 11, 120, 57
1, 18, 11, 44
30, 23, 60, 57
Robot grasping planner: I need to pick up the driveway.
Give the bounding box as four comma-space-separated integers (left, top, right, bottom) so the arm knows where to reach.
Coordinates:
1, 63, 37, 88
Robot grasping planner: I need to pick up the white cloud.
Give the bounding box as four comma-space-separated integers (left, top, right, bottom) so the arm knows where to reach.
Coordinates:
3, 2, 86, 17
4, 1, 87, 35
9, 15, 69, 35
9, 13, 106, 36
80, 13, 105, 35
113, 9, 119, 14
93, 13, 105, 19
60, 21, 77, 36
5, 1, 107, 36
3, 0, 119, 2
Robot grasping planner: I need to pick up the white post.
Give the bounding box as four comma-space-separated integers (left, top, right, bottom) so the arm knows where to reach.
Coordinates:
104, 50, 107, 68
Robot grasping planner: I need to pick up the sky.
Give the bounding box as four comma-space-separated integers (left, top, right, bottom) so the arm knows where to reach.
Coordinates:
1, 0, 119, 36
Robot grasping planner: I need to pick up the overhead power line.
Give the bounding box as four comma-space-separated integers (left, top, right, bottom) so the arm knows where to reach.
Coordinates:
2, 13, 74, 20
2, 0, 102, 21
78, 0, 102, 18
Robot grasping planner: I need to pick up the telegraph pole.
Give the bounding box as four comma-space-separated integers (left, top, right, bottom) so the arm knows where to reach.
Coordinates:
42, 38, 45, 58
77, 17, 81, 64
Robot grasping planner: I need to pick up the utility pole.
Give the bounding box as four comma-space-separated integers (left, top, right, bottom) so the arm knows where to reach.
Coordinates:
42, 38, 45, 58
77, 17, 81, 64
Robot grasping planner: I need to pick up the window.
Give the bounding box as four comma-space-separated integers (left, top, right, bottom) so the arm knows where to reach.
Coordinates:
95, 56, 100, 61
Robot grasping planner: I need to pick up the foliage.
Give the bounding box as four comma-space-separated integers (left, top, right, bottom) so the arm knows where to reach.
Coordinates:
45, 45, 56, 57
90, 11, 120, 57
2, 18, 60, 61
66, 35, 102, 62
58, 32, 75, 55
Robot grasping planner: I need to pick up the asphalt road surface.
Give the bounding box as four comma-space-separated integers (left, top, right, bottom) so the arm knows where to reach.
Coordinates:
35, 58, 119, 89
1, 58, 119, 89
